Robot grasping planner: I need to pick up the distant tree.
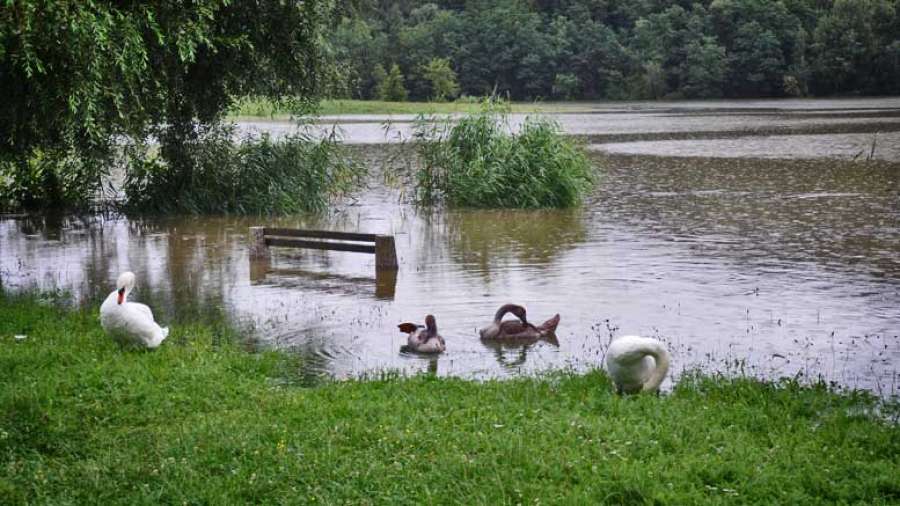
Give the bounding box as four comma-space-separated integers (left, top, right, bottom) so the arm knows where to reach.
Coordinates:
331, 17, 388, 99
397, 6, 460, 99
421, 58, 460, 101
372, 63, 389, 95
810, 0, 897, 95
783, 75, 803, 96
879, 40, 900, 95
682, 36, 727, 98
639, 60, 667, 99
453, 0, 552, 99
564, 19, 631, 99
376, 64, 409, 101
632, 4, 718, 97
552, 73, 581, 99
729, 22, 786, 96
785, 27, 811, 97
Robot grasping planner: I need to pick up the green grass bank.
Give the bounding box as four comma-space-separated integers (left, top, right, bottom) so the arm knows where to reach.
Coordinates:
1, 293, 898, 504
230, 98, 579, 118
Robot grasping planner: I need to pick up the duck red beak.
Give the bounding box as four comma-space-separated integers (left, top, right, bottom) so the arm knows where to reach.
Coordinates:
117, 288, 125, 305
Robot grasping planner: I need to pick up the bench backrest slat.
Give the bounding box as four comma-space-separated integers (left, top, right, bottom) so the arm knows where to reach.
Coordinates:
250, 226, 397, 271
265, 237, 376, 254
264, 228, 378, 242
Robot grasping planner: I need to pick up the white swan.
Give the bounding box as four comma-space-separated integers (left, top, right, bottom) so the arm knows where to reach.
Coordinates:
605, 336, 670, 394
100, 272, 169, 348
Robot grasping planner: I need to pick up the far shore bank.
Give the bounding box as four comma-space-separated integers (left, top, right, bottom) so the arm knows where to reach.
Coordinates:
228, 96, 900, 120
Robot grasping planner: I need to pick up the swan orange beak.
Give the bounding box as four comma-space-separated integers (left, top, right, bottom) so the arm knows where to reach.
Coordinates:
117, 288, 125, 305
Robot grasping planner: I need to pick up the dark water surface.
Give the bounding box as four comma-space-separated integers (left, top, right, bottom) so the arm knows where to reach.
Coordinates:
3, 99, 899, 394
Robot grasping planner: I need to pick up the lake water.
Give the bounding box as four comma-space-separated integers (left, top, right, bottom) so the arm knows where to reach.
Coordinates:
2, 98, 898, 395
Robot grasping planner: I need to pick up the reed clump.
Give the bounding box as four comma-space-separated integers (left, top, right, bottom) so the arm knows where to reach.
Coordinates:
123, 126, 364, 215
411, 102, 594, 208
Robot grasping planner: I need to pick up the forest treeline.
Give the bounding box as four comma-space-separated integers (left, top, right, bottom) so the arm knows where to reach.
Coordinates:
330, 0, 900, 101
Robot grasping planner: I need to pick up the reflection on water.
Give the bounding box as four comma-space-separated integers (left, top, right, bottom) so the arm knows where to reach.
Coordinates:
250, 263, 397, 300
3, 100, 900, 396
442, 209, 586, 276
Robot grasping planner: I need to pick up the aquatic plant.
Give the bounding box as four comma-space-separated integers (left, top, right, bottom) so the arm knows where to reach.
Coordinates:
0, 149, 111, 212
123, 125, 364, 215
412, 101, 594, 208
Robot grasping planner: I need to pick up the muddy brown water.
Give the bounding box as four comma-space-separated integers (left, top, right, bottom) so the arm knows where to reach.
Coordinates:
2, 98, 899, 394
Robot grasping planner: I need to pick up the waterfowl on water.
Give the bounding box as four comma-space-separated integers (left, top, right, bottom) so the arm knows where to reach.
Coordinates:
398, 314, 446, 354
100, 272, 169, 349
605, 336, 670, 394
479, 303, 560, 341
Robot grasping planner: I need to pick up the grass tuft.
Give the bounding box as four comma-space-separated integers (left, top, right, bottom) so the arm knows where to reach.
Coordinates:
411, 101, 594, 208
1, 292, 898, 504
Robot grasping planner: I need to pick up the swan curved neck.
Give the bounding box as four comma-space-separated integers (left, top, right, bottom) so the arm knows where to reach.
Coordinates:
494, 304, 521, 322
116, 272, 136, 303
643, 346, 671, 392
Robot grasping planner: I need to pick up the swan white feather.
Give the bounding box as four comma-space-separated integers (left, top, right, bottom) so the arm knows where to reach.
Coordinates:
100, 272, 169, 349
605, 336, 670, 394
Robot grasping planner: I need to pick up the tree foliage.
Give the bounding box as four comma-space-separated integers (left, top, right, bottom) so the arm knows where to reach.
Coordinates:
375, 63, 409, 101
421, 58, 460, 101
1, 0, 335, 211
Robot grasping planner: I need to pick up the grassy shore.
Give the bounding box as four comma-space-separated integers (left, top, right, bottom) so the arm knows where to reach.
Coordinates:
229, 97, 578, 119
1, 293, 898, 504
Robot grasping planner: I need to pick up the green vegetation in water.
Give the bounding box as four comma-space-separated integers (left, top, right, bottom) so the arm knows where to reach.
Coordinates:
122, 126, 364, 215
411, 103, 594, 208
0, 149, 108, 213
2, 293, 898, 504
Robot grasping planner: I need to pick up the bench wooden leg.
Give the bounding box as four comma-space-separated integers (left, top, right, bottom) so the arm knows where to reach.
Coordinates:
249, 226, 270, 261
375, 235, 398, 270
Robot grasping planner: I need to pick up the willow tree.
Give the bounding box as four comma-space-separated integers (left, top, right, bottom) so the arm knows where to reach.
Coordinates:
0, 1, 335, 210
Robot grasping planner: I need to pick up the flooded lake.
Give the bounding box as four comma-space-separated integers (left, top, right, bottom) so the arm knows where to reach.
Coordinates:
2, 98, 899, 395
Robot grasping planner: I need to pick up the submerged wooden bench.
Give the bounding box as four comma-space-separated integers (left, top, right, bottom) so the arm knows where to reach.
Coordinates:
249, 227, 398, 270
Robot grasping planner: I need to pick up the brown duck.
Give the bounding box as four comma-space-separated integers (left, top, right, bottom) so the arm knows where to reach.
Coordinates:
398, 314, 446, 354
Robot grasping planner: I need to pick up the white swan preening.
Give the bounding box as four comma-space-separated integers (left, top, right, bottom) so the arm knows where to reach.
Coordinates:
605, 336, 670, 394
100, 272, 169, 349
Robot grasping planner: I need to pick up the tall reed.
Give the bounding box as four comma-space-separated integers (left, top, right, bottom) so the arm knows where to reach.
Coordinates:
412, 102, 593, 208
123, 126, 364, 215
